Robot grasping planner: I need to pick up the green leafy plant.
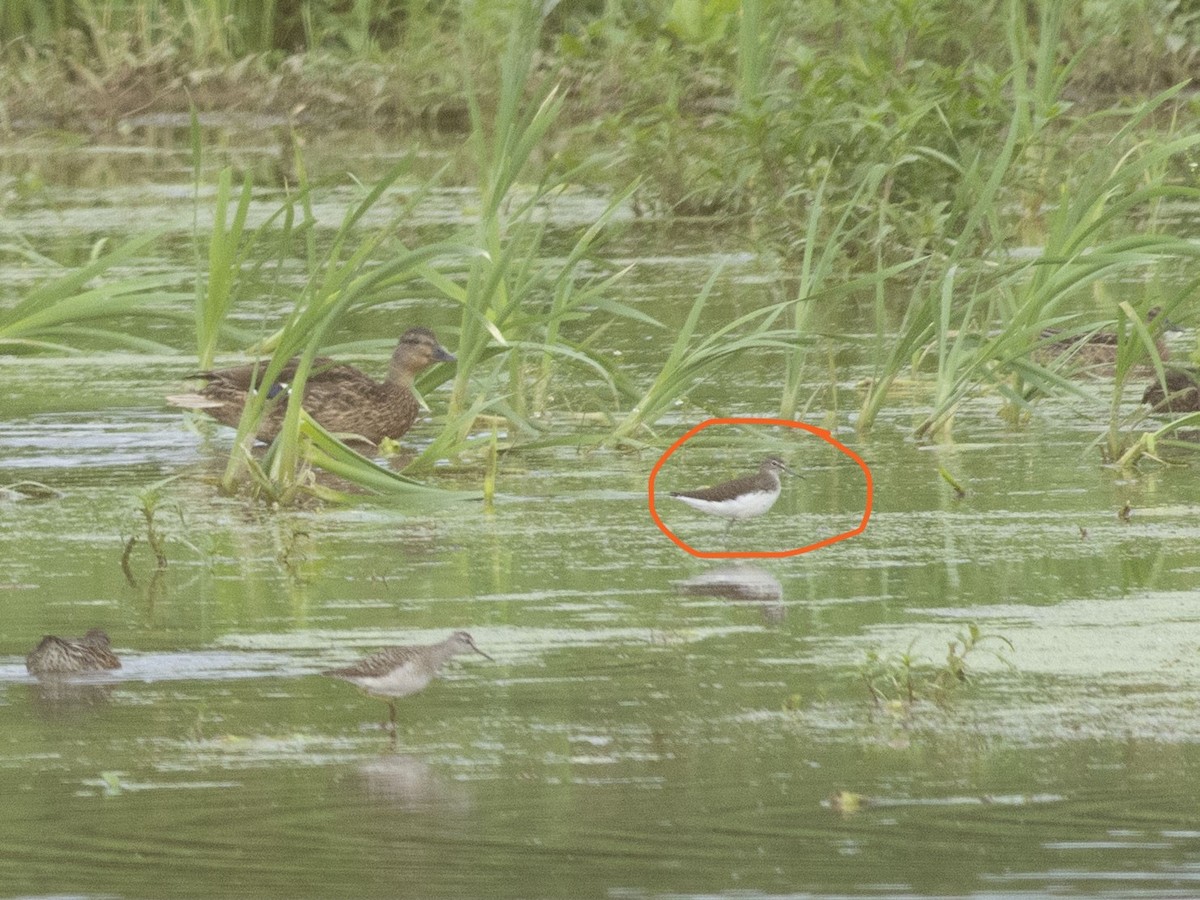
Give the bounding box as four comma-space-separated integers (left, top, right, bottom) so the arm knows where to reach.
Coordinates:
860, 623, 1014, 711
121, 476, 194, 585
426, 12, 645, 456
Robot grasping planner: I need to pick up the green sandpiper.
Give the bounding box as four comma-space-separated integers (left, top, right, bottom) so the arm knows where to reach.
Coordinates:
669, 456, 794, 533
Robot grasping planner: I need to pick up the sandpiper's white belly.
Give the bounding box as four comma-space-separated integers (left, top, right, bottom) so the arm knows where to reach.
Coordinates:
674, 489, 780, 520
348, 664, 433, 699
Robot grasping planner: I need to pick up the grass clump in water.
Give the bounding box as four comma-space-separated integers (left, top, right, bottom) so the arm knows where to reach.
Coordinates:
859, 624, 1014, 713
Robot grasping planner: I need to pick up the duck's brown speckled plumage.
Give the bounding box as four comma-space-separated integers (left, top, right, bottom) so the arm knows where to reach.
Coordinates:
173, 327, 454, 445
26, 628, 121, 676
1143, 369, 1200, 413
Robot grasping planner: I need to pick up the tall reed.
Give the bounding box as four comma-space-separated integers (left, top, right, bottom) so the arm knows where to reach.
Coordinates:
449, 12, 562, 420
195, 166, 253, 369
777, 165, 896, 421
853, 0, 1200, 444
434, 11, 641, 455
914, 95, 1200, 443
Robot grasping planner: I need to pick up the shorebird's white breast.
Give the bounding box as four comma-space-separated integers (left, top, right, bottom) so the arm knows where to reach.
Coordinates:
349, 663, 433, 699
674, 488, 780, 520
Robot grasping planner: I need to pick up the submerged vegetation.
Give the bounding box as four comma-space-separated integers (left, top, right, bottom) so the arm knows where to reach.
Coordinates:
2, 0, 1200, 503
859, 624, 1015, 712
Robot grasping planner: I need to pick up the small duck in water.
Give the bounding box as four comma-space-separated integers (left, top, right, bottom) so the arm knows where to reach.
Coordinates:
167, 326, 455, 446
26, 628, 121, 676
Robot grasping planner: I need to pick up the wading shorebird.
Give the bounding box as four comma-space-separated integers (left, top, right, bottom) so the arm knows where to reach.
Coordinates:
167, 326, 455, 447
26, 628, 121, 676
669, 456, 795, 534
322, 631, 493, 733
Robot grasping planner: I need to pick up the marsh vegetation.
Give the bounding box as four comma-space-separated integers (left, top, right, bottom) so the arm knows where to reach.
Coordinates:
3, 0, 1198, 502
3, 2, 1200, 897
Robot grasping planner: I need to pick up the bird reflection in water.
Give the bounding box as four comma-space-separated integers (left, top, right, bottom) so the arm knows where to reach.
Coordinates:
674, 565, 786, 624
358, 753, 470, 813
29, 674, 117, 719
25, 628, 122, 718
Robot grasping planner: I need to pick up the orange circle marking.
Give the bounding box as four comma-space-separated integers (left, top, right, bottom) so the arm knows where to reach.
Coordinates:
648, 417, 874, 559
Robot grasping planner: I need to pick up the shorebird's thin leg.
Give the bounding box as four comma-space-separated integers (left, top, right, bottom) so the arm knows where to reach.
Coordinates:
387, 700, 397, 733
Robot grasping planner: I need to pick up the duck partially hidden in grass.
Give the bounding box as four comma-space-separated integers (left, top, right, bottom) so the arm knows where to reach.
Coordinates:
167, 326, 455, 446
1040, 307, 1172, 369
1142, 369, 1200, 413
26, 628, 121, 677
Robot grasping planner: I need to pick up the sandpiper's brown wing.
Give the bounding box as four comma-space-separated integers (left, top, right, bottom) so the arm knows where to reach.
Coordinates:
37, 635, 64, 651
322, 645, 420, 679
671, 472, 767, 504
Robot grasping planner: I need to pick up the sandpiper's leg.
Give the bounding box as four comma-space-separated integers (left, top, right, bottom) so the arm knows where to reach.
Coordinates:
387, 700, 398, 733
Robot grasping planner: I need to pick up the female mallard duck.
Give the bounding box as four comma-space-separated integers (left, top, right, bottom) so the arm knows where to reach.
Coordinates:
1040, 307, 1171, 368
26, 628, 121, 676
168, 327, 455, 446
1142, 369, 1200, 413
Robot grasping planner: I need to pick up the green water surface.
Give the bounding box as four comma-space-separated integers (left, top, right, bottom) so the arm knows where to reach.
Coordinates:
2, 129, 1200, 900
